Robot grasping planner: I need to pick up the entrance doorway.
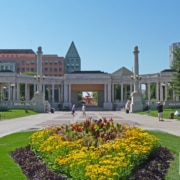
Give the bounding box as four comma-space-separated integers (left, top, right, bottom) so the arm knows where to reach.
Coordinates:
71, 84, 104, 109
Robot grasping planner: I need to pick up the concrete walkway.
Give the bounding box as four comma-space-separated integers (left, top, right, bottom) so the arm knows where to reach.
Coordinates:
0, 111, 180, 138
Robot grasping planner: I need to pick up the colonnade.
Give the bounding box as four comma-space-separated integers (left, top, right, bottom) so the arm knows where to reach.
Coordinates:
0, 80, 176, 104
0, 82, 63, 103
112, 81, 176, 103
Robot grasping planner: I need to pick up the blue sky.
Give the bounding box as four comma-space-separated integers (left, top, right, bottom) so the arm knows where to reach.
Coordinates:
1, 0, 180, 74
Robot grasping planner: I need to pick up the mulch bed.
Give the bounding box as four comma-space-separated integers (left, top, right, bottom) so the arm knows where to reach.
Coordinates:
11, 145, 174, 180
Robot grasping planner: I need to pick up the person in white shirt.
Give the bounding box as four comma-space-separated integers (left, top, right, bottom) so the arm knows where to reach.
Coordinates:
82, 104, 86, 117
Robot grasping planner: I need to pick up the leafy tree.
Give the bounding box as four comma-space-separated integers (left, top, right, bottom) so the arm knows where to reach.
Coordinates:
171, 48, 180, 97
92, 91, 98, 103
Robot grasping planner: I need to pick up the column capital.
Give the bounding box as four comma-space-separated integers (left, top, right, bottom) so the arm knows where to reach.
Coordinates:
133, 46, 139, 54
37, 46, 43, 54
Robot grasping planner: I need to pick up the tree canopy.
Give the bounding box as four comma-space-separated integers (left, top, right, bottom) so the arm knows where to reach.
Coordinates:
171, 48, 180, 97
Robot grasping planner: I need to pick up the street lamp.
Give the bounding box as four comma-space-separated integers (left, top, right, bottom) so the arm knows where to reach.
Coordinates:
130, 74, 142, 92
34, 75, 45, 93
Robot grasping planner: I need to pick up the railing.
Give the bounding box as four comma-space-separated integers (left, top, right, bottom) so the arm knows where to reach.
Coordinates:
0, 101, 36, 110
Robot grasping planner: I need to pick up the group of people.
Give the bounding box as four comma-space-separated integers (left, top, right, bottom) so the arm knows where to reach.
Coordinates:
71, 104, 86, 117
71, 100, 164, 121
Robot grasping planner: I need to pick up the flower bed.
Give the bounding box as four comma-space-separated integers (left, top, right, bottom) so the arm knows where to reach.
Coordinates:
30, 118, 159, 179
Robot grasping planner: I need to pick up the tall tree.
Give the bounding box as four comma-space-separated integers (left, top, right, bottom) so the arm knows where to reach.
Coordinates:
171, 48, 180, 97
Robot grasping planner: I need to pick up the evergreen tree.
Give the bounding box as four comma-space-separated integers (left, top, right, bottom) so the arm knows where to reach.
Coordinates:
171, 48, 180, 97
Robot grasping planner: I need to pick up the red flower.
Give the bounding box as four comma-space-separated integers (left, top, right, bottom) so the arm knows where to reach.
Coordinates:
90, 124, 94, 130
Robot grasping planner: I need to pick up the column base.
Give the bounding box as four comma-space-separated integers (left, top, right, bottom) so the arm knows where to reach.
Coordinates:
103, 102, 113, 110
130, 92, 143, 112
32, 92, 46, 112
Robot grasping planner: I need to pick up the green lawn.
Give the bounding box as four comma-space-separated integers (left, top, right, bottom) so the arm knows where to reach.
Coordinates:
147, 131, 180, 180
0, 109, 38, 120
0, 131, 35, 180
0, 130, 179, 180
139, 108, 180, 120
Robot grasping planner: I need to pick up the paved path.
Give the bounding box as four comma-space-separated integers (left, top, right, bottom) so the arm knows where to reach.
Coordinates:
0, 111, 180, 138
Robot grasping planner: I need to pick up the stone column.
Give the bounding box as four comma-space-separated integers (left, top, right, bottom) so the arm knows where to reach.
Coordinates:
58, 85, 60, 102
64, 84, 68, 102
60, 85, 63, 102
52, 84, 55, 103
165, 84, 167, 101
104, 84, 107, 102
32, 47, 49, 113
37, 47, 43, 93
160, 84, 164, 101
8, 83, 11, 100
121, 84, 123, 101
103, 83, 113, 110
130, 46, 143, 112
130, 84, 133, 94
147, 83, 151, 100
112, 84, 114, 102
133, 46, 139, 92
156, 82, 159, 101
69, 84, 71, 103
17, 82, 20, 101
107, 83, 111, 102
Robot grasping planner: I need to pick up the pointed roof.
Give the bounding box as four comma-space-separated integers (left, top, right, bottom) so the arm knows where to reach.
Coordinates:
112, 66, 133, 77
65, 41, 80, 58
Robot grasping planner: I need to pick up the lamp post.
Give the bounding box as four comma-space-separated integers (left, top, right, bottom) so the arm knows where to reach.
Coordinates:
130, 75, 142, 92
34, 75, 45, 93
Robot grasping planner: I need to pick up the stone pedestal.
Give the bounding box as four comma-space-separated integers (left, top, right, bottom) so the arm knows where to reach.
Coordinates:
103, 102, 113, 110
130, 92, 143, 112
32, 92, 46, 112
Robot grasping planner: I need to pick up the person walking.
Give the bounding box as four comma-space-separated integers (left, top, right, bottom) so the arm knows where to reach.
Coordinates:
157, 102, 164, 121
82, 104, 86, 117
71, 104, 76, 116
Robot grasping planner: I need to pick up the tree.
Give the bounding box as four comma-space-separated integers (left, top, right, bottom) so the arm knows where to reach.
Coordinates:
171, 48, 180, 97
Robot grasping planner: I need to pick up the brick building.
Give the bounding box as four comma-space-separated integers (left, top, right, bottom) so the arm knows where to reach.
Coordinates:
0, 49, 64, 76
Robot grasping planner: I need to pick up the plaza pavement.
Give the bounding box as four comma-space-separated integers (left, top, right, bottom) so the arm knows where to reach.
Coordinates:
0, 110, 180, 138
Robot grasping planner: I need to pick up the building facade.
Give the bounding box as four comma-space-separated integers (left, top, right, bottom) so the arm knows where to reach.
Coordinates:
0, 68, 178, 111
0, 49, 64, 76
0, 44, 179, 111
64, 41, 81, 73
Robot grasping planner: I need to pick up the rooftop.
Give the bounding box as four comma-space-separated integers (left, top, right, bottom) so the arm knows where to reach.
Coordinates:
0, 49, 35, 54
